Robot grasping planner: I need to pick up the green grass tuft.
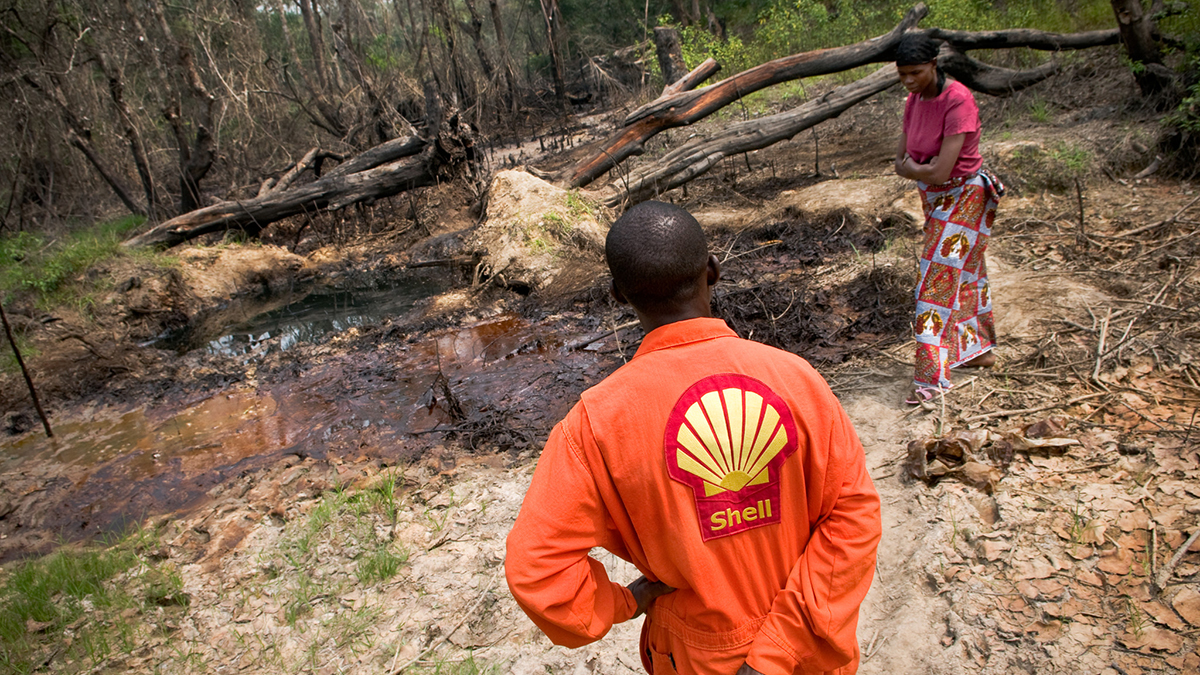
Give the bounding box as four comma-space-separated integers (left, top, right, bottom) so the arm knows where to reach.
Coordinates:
0, 542, 144, 673
0, 216, 146, 305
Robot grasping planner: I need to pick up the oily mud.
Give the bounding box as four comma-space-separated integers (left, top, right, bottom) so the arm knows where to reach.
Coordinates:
0, 315, 623, 562
712, 209, 918, 364
0, 206, 923, 564
162, 270, 454, 356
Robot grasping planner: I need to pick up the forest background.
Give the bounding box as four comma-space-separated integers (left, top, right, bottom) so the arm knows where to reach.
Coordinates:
1, 0, 1197, 250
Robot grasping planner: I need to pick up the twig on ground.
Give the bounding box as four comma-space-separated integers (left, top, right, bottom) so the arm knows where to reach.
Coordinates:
1092, 309, 1110, 382
388, 570, 501, 675
1155, 528, 1200, 592
960, 392, 1107, 422
563, 320, 640, 351
1114, 193, 1200, 238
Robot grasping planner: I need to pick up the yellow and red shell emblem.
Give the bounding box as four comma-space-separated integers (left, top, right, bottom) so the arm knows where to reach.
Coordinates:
664, 374, 798, 541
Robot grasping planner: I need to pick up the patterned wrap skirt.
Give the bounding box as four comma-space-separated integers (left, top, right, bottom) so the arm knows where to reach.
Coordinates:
913, 169, 1005, 390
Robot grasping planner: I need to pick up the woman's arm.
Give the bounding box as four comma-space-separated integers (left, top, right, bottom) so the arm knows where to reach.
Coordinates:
901, 133, 966, 185
893, 133, 914, 180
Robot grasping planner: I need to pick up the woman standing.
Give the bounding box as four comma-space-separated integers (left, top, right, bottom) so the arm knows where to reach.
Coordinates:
893, 33, 1004, 404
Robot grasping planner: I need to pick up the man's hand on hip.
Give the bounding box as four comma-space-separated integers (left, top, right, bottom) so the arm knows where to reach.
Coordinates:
627, 575, 675, 618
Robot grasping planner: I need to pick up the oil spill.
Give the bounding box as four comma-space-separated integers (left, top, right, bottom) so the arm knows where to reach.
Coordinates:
164, 272, 453, 357
0, 315, 585, 561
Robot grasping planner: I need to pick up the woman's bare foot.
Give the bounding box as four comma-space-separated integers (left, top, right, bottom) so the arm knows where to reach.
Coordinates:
960, 352, 996, 368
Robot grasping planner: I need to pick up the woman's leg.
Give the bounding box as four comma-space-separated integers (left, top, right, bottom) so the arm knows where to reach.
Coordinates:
914, 183, 970, 391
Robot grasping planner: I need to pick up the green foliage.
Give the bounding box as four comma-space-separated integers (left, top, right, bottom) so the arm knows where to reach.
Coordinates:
0, 547, 137, 642
1161, 40, 1200, 176
366, 33, 404, 71
676, 20, 753, 74
277, 479, 411, 623
565, 190, 598, 221
1167, 72, 1200, 134
0, 215, 149, 308
671, 0, 1115, 77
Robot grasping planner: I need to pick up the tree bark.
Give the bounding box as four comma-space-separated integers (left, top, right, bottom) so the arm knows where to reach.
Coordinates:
15, 70, 146, 217
567, 3, 929, 188
461, 0, 496, 82
924, 26, 1119, 50
610, 53, 1065, 205
630, 57, 719, 119
937, 42, 1061, 96
123, 124, 472, 249
298, 0, 332, 91
653, 27, 689, 86
94, 51, 162, 218
608, 65, 900, 206
487, 0, 519, 111
66, 130, 145, 217
330, 17, 393, 144
1109, 0, 1176, 102
538, 0, 570, 113
273, 0, 347, 138
147, 0, 217, 214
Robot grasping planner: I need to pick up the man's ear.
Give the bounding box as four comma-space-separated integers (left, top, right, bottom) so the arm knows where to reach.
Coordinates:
706, 254, 721, 286
611, 279, 629, 305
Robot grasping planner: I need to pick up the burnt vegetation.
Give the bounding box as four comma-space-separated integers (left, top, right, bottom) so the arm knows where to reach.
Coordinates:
713, 209, 916, 363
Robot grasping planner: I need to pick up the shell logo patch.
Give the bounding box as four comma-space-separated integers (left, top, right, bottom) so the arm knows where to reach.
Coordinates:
664, 374, 798, 541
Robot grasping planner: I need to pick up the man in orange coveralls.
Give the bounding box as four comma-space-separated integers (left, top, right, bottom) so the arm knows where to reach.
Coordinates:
505, 201, 882, 675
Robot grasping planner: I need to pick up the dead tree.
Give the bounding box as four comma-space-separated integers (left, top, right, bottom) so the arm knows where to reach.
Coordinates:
608, 65, 902, 207
654, 27, 689, 85
92, 50, 162, 218
123, 119, 474, 249
923, 26, 1120, 50
1109, 0, 1177, 103
461, 0, 496, 84
538, 0, 570, 113
569, 8, 1122, 190
144, 0, 218, 215
18, 72, 146, 217
936, 43, 1063, 96
566, 3, 930, 188
271, 0, 347, 138
488, 0, 520, 111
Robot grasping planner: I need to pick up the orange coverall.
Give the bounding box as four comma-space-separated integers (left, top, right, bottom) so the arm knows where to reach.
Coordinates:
505, 318, 881, 674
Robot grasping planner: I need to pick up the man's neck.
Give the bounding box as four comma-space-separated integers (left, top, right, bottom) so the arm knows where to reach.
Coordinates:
633, 304, 713, 335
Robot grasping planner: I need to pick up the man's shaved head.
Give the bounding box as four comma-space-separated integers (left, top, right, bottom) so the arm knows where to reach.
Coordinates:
606, 201, 710, 308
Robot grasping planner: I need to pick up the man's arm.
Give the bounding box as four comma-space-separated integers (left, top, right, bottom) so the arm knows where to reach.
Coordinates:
504, 407, 643, 647
743, 405, 882, 674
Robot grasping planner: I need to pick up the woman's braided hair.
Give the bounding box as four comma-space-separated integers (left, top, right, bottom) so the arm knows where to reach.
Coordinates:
895, 32, 946, 95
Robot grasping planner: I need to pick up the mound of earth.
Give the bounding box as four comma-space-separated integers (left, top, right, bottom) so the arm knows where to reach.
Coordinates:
468, 170, 610, 299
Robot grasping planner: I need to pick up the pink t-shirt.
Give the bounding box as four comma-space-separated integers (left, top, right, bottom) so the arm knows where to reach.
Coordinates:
903, 79, 982, 179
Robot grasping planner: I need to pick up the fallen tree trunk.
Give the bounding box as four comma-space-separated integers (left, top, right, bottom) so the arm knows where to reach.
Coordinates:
937, 43, 1062, 96
606, 65, 900, 207
566, 3, 929, 188
610, 42, 1076, 206
570, 10, 1123, 190
924, 26, 1120, 50
123, 123, 472, 249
